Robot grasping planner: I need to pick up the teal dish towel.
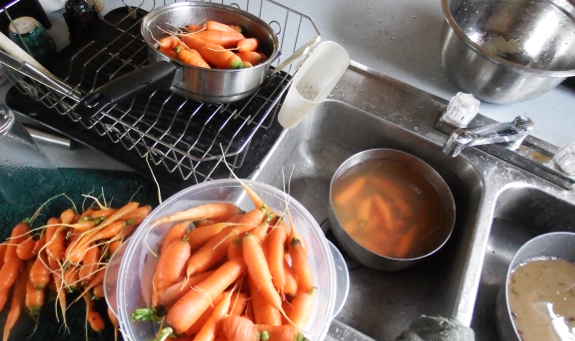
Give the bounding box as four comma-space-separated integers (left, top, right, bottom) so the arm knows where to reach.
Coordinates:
396, 315, 475, 341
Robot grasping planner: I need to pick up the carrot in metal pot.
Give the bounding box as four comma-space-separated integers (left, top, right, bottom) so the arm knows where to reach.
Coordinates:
186, 24, 205, 33
205, 20, 239, 33
176, 48, 211, 68
158, 35, 182, 50
237, 51, 263, 66
189, 30, 245, 49
236, 38, 258, 53
180, 35, 243, 69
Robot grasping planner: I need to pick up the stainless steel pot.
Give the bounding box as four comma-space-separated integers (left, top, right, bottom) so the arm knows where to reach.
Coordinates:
76, 2, 280, 118
496, 232, 575, 341
440, 0, 575, 104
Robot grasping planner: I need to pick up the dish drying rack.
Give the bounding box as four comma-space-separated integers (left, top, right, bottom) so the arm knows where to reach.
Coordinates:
0, 0, 321, 188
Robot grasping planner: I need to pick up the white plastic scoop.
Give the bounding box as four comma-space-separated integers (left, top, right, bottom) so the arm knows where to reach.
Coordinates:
278, 41, 350, 129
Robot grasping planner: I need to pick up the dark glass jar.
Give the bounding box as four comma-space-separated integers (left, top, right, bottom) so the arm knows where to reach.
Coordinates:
62, 0, 100, 43
8, 16, 56, 66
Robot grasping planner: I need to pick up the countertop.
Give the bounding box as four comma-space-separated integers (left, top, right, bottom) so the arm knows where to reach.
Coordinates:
2, 0, 574, 170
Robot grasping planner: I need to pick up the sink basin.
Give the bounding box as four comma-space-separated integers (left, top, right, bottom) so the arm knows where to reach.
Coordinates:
255, 99, 483, 339
471, 186, 575, 340
250, 62, 575, 341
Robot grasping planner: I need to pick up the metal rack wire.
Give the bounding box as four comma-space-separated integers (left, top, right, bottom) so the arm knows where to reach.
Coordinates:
0, 0, 320, 184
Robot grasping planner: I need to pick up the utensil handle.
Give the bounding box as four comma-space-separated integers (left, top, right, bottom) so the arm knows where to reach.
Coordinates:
75, 61, 179, 120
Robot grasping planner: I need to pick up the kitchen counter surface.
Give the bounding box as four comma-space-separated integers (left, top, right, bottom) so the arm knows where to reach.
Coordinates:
2, 0, 573, 166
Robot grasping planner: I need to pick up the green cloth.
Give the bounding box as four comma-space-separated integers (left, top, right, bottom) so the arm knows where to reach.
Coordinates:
396, 315, 475, 341
0, 168, 157, 341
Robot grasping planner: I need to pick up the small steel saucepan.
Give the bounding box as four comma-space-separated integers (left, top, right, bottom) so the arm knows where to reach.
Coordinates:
76, 2, 280, 118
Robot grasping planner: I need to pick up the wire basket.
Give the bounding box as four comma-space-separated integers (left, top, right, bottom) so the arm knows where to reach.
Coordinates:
0, 0, 320, 185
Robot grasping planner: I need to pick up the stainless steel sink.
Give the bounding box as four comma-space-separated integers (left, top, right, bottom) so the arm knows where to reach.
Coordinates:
249, 62, 575, 340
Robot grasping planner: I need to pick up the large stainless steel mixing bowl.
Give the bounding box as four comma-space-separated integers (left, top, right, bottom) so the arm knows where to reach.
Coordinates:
440, 0, 575, 104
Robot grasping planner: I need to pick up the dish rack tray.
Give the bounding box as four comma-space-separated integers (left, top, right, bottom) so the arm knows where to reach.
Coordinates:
0, 0, 320, 191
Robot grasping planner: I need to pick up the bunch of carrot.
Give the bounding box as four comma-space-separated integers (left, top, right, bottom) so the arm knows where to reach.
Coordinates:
132, 181, 316, 341
157, 20, 267, 69
0, 201, 151, 341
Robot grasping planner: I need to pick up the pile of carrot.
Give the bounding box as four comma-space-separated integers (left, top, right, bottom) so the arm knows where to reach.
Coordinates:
132, 181, 316, 341
0, 201, 151, 341
157, 20, 267, 69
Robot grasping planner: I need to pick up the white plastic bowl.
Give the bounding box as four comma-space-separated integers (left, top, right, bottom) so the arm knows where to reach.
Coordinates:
106, 179, 337, 341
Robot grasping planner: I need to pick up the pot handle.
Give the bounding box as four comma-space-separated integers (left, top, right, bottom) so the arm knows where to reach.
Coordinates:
75, 61, 179, 120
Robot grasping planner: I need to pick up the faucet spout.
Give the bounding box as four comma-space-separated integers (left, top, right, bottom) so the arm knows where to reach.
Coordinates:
443, 116, 534, 157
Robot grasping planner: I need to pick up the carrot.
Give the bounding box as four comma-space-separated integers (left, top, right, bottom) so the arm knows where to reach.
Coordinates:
227, 237, 243, 260
108, 307, 119, 341
87, 218, 139, 245
0, 243, 6, 265
16, 235, 36, 260
188, 222, 237, 252
249, 277, 282, 326
160, 46, 178, 59
153, 238, 191, 292
282, 259, 298, 299
155, 270, 214, 309
92, 283, 105, 299
255, 324, 306, 341
229, 292, 248, 316
32, 233, 46, 256
394, 225, 419, 258
161, 220, 193, 255
123, 205, 152, 220
25, 263, 45, 316
184, 219, 255, 279
189, 30, 245, 49
267, 226, 287, 292
236, 38, 258, 53
64, 231, 95, 265
176, 47, 212, 68
158, 35, 182, 50
84, 293, 106, 333
242, 233, 284, 315
164, 257, 246, 334
218, 315, 259, 341
97, 201, 140, 230
0, 222, 29, 292
29, 251, 51, 289
5, 221, 30, 259
0, 288, 9, 312
60, 208, 76, 224
154, 203, 242, 226
334, 175, 366, 205
372, 194, 393, 232
45, 218, 66, 261
228, 25, 244, 33
237, 51, 263, 66
63, 264, 81, 291
70, 219, 97, 232
108, 240, 123, 255
79, 244, 100, 286
289, 238, 313, 293
285, 287, 315, 329
186, 24, 205, 33
193, 290, 233, 341
180, 35, 243, 69
90, 208, 118, 220
3, 267, 27, 341
206, 20, 239, 33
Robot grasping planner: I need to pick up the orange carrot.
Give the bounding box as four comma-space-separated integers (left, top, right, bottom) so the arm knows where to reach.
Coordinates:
165, 257, 246, 334
194, 290, 233, 341
289, 238, 313, 293
160, 46, 178, 59
237, 51, 263, 66
123, 205, 152, 221
80, 244, 100, 286
87, 218, 138, 245
161, 220, 192, 255
181, 35, 243, 69
3, 267, 27, 341
0, 222, 29, 292
108, 240, 123, 255
158, 35, 182, 50
0, 288, 9, 312
189, 30, 245, 49
205, 20, 239, 33
218, 314, 259, 341
90, 208, 118, 220
154, 238, 191, 292
229, 292, 248, 316
227, 237, 243, 260
267, 226, 287, 292
63, 264, 81, 291
187, 222, 237, 252
282, 259, 298, 299
176, 48, 211, 68
97, 201, 140, 230
25, 264, 45, 316
16, 236, 36, 260
285, 287, 315, 329
255, 324, 305, 341
60, 208, 76, 224
186, 24, 205, 33
92, 283, 105, 299
236, 38, 258, 53
249, 277, 282, 326
84, 293, 105, 332
29, 251, 51, 289
242, 233, 283, 314
45, 218, 66, 261
153, 202, 242, 226
32, 234, 46, 256
334, 175, 366, 205
108, 307, 119, 341
155, 270, 214, 309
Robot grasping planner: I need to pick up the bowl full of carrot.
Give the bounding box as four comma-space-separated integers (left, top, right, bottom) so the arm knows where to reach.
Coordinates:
328, 149, 456, 271
109, 178, 338, 341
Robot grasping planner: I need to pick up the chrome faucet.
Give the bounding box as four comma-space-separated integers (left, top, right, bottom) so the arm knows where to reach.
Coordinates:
443, 116, 534, 157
